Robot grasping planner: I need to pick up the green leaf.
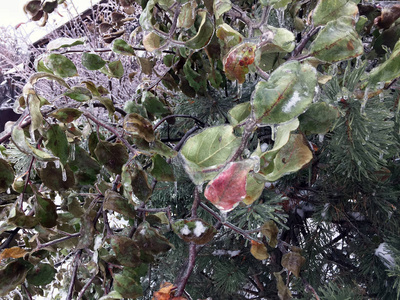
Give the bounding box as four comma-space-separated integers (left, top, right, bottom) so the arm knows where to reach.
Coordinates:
28, 72, 70, 89
185, 10, 214, 50
113, 271, 143, 298
0, 159, 14, 193
142, 32, 161, 52
64, 86, 92, 102
369, 39, 400, 85
39, 162, 75, 191
172, 218, 217, 245
50, 108, 83, 123
299, 102, 339, 135
35, 193, 58, 228
243, 173, 265, 206
82, 52, 107, 70
227, 102, 251, 126
312, 0, 358, 27
46, 37, 85, 51
112, 39, 135, 55
151, 154, 175, 182
309, 17, 363, 63
132, 221, 173, 255
131, 168, 152, 202
94, 141, 129, 174
204, 159, 256, 212
100, 60, 124, 78
132, 138, 177, 158
104, 190, 137, 219
0, 260, 30, 296
43, 54, 78, 78
183, 60, 207, 92
26, 263, 56, 286
142, 91, 169, 116
260, 0, 291, 8
252, 61, 317, 125
214, 0, 232, 19
110, 236, 141, 268
178, 0, 197, 28
42, 0, 58, 13
223, 42, 256, 83
123, 113, 155, 142
95, 96, 116, 116
45, 125, 69, 165
216, 23, 243, 52
180, 125, 242, 185
69, 145, 101, 185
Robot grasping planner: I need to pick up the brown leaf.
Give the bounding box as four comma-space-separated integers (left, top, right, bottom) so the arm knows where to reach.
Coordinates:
281, 251, 306, 277
250, 241, 269, 260
261, 220, 279, 248
0, 247, 27, 261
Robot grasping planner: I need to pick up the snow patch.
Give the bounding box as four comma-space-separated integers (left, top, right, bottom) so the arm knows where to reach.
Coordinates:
180, 225, 191, 235
282, 91, 301, 113
375, 243, 395, 268
193, 221, 207, 237
212, 250, 241, 257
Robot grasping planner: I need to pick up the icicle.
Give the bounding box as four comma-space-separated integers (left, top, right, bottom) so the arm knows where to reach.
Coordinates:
318, 134, 325, 143
361, 87, 369, 115
172, 181, 179, 199
271, 125, 277, 141
69, 143, 76, 161
42, 161, 48, 169
357, 160, 361, 166
276, 8, 285, 27
220, 211, 228, 223
379, 152, 384, 160
330, 63, 338, 77
355, 56, 362, 69
54, 160, 60, 169
6, 187, 11, 194
62, 168, 67, 182
365, 135, 369, 141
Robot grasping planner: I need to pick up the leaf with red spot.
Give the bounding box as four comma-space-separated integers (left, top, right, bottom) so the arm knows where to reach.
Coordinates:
223, 42, 256, 84
204, 159, 255, 212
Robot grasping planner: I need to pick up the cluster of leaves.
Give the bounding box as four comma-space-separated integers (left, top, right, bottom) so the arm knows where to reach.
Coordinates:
0, 0, 400, 299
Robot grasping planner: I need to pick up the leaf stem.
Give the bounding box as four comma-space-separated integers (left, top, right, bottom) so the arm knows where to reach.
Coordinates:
35, 233, 80, 251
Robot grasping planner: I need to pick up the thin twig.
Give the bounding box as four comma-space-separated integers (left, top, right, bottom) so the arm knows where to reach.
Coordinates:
0, 227, 20, 250
291, 26, 321, 58
154, 115, 207, 130
66, 249, 82, 300
175, 242, 198, 297
77, 272, 98, 300
191, 187, 201, 218
35, 233, 80, 251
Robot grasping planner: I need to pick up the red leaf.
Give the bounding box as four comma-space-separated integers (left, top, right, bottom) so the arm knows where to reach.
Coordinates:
204, 161, 253, 212
223, 42, 256, 83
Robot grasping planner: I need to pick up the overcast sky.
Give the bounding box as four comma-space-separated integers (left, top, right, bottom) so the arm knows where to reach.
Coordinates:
0, 0, 99, 43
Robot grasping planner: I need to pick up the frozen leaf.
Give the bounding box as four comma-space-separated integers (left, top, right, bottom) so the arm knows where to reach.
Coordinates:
123, 113, 155, 142
25, 90, 44, 136
43, 54, 78, 78
250, 241, 269, 260
216, 23, 244, 51
46, 37, 85, 51
178, 0, 197, 28
274, 272, 292, 300
227, 102, 251, 127
64, 86, 92, 102
26, 263, 56, 286
39, 162, 75, 191
369, 39, 400, 85
281, 251, 306, 277
110, 236, 141, 268
185, 10, 214, 50
24, 1, 41, 16
183, 60, 207, 92
131, 169, 152, 202
309, 17, 363, 63
214, 0, 232, 19
8, 207, 38, 228
299, 102, 339, 135
0, 260, 29, 296
35, 193, 58, 228
132, 138, 177, 158
223, 42, 256, 84
0, 247, 28, 261
94, 141, 129, 174
252, 61, 316, 125
82, 53, 107, 70
50, 108, 82, 123
101, 60, 124, 78
45, 124, 69, 165
138, 56, 156, 76
111, 12, 125, 23
113, 39, 135, 55
132, 222, 173, 255
42, 0, 58, 13
142, 92, 169, 116
151, 155, 175, 182
143, 32, 161, 52
172, 218, 217, 245
82, 81, 101, 96
69, 145, 101, 185
29, 72, 70, 89
261, 220, 279, 247
260, 0, 291, 8
96, 96, 116, 116
0, 159, 14, 193
313, 0, 358, 27
77, 214, 95, 249
204, 160, 256, 212
104, 190, 137, 219
261, 134, 313, 182
180, 125, 241, 185
114, 272, 143, 298
243, 173, 265, 205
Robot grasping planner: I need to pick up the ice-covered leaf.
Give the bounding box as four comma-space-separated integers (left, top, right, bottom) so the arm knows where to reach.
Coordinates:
227, 102, 251, 127
69, 145, 101, 185
43, 54, 78, 78
94, 141, 129, 174
281, 251, 306, 277
151, 155, 175, 182
123, 113, 155, 142
250, 241, 269, 260
299, 102, 339, 135
313, 0, 358, 27
45, 125, 69, 165
46, 37, 85, 51
252, 61, 316, 125
114, 269, 143, 298
309, 17, 363, 63
42, 0, 58, 13
204, 160, 255, 212
178, 0, 197, 28
64, 86, 92, 102
0, 159, 14, 193
183, 60, 207, 92
28, 72, 70, 89
26, 263, 56, 286
110, 236, 141, 268
216, 23, 244, 52
35, 193, 58, 228
50, 108, 82, 123
104, 190, 136, 219
131, 169, 152, 202
82, 52, 107, 70
142, 91, 169, 116
132, 137, 177, 158
260, 0, 291, 8
132, 222, 173, 255
180, 125, 241, 185
39, 162, 75, 191
112, 39, 135, 56
223, 42, 256, 84
172, 218, 217, 245
142, 32, 160, 52
261, 220, 279, 247
8, 207, 38, 228
77, 214, 95, 249
243, 173, 265, 205
101, 60, 124, 78
369, 39, 400, 85
214, 0, 232, 19
185, 10, 214, 50
0, 260, 29, 296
